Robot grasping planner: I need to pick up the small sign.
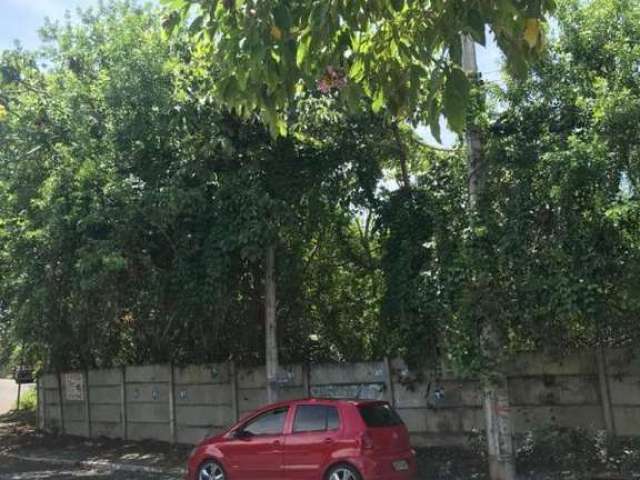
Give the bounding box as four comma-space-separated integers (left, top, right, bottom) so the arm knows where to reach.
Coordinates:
65, 372, 84, 401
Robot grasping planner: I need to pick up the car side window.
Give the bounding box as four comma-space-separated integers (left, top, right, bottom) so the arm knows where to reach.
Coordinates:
243, 407, 289, 436
293, 405, 340, 433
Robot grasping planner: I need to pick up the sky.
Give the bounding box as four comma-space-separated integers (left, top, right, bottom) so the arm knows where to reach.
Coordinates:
0, 0, 505, 146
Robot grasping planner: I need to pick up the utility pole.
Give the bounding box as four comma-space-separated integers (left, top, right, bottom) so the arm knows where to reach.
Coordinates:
461, 34, 516, 480
264, 243, 279, 403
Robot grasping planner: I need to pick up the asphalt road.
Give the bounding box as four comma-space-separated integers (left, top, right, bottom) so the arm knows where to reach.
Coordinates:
0, 456, 180, 480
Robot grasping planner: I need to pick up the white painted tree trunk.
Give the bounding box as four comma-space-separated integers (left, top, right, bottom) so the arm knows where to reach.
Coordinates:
461, 34, 516, 480
265, 243, 279, 403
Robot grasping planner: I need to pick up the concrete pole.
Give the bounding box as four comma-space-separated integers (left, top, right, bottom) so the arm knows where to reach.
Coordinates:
461, 33, 516, 480
596, 346, 617, 435
265, 244, 279, 403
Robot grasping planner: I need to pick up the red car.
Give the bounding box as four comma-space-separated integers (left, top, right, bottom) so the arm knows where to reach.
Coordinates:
186, 398, 416, 480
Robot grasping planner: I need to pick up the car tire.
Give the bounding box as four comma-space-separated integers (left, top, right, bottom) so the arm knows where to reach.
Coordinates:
326, 463, 362, 480
197, 459, 225, 480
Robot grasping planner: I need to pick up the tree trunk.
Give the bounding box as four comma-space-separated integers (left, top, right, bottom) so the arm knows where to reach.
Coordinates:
265, 243, 279, 403
461, 34, 516, 480
16, 383, 22, 411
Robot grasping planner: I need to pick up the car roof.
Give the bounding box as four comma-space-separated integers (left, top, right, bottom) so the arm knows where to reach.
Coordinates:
253, 397, 387, 412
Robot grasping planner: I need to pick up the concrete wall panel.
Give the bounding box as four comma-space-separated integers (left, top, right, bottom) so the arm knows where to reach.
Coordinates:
127, 422, 170, 442
174, 364, 230, 385
127, 403, 169, 423
174, 384, 232, 406
397, 407, 484, 433
176, 405, 233, 428
506, 352, 596, 376
512, 406, 605, 432
90, 404, 121, 423
64, 421, 86, 437
126, 365, 171, 383
177, 427, 213, 445
63, 403, 86, 422
42, 374, 58, 389
237, 365, 304, 389
311, 362, 386, 385
606, 350, 640, 377
89, 386, 121, 405
126, 383, 169, 403
92, 421, 121, 439
509, 375, 600, 406
613, 407, 640, 435
609, 376, 640, 405
88, 368, 121, 386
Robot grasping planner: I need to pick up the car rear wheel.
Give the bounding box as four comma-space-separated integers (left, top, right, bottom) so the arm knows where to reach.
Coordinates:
198, 460, 225, 480
327, 463, 362, 480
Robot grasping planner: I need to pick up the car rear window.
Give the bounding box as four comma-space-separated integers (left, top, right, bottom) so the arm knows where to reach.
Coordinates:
358, 403, 403, 427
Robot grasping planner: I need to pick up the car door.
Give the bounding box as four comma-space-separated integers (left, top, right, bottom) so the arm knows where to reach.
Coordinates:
283, 404, 341, 480
220, 406, 289, 480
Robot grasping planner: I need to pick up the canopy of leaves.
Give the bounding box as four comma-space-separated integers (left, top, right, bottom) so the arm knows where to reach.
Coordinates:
162, 0, 554, 136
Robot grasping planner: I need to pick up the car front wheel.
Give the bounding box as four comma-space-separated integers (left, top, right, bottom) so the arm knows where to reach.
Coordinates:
198, 460, 225, 480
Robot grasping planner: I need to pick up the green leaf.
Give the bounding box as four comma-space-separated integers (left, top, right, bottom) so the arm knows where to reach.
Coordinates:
161, 11, 182, 35
189, 15, 204, 35
349, 58, 365, 82
296, 33, 311, 66
372, 88, 385, 113
443, 68, 470, 132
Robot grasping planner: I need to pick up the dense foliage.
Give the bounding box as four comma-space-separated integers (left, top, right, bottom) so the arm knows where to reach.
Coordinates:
1, 0, 639, 375
0, 3, 398, 369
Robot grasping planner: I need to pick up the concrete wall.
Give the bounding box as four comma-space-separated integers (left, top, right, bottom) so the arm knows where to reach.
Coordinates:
37, 349, 640, 447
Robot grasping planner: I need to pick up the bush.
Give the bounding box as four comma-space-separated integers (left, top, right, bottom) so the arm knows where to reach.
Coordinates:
516, 425, 640, 479
15, 387, 37, 411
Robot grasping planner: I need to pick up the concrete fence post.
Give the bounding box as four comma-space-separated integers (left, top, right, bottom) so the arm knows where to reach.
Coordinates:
596, 346, 617, 436
57, 372, 65, 434
230, 361, 239, 422
120, 366, 128, 440
41, 377, 48, 431
169, 363, 177, 444
383, 357, 396, 407
84, 369, 92, 438
35, 378, 40, 429
303, 363, 311, 398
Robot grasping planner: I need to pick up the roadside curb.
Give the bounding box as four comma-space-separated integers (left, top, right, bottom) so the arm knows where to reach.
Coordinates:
1, 451, 185, 477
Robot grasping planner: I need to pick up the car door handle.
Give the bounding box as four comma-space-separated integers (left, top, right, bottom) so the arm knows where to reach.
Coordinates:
272, 440, 281, 446
324, 438, 334, 444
